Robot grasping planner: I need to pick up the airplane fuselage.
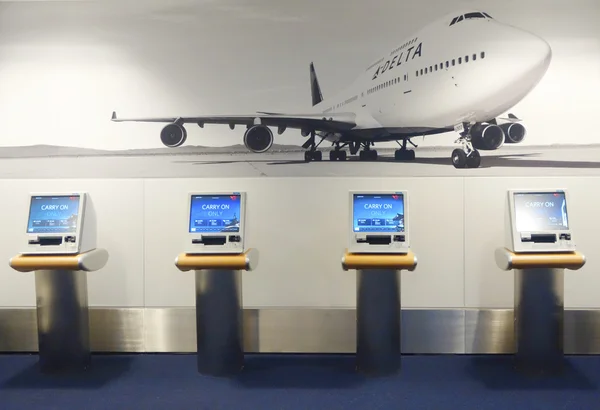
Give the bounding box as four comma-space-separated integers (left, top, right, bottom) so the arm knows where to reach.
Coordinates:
312, 10, 552, 141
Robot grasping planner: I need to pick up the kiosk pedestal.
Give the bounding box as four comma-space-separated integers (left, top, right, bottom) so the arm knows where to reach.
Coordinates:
175, 249, 258, 377
495, 247, 586, 373
342, 250, 417, 376
8, 249, 109, 373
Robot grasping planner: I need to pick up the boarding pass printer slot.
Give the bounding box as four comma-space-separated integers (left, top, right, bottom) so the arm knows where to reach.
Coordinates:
520, 233, 557, 243
28, 236, 64, 246
192, 235, 227, 246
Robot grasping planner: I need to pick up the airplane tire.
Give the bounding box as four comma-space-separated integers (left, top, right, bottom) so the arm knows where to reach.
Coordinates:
394, 149, 416, 161
329, 150, 337, 161
451, 149, 467, 168
360, 150, 378, 161
305, 150, 323, 162
339, 150, 347, 161
466, 150, 481, 168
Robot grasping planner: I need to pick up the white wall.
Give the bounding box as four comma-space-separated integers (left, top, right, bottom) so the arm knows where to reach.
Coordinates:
0, 176, 596, 310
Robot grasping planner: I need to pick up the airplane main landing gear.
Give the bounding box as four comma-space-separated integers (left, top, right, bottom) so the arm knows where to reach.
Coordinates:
330, 148, 347, 161
394, 139, 416, 161
304, 149, 322, 162
452, 123, 482, 169
303, 131, 324, 162
358, 141, 378, 161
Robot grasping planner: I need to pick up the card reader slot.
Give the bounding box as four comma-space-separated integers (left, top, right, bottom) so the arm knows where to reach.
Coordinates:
192, 236, 227, 246
365, 235, 392, 245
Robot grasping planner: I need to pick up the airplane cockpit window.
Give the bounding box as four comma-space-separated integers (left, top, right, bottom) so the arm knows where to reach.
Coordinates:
464, 12, 486, 20
450, 12, 491, 26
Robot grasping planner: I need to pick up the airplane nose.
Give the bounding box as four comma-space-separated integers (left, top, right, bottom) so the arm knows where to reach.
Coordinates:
526, 33, 552, 69
504, 29, 553, 89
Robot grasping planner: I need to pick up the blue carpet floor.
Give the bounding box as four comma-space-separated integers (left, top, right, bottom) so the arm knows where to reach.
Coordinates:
0, 354, 599, 409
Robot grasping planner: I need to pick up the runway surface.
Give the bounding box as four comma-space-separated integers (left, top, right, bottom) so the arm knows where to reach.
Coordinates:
0, 145, 599, 178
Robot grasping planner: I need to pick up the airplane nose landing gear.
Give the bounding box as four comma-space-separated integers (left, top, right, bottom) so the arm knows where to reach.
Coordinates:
452, 123, 482, 169
452, 148, 481, 168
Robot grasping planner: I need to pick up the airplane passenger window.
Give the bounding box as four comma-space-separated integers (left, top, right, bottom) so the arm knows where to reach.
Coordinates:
458, 57, 462, 64
416, 71, 419, 77
430, 66, 433, 72
425, 68, 428, 74
473, 54, 477, 61
465, 55, 469, 62
435, 64, 438, 71
452, 59, 455, 66
481, 51, 486, 58
446, 61, 449, 68
420, 69, 423, 75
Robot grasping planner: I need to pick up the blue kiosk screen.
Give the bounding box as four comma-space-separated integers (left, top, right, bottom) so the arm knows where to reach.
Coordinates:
27, 195, 80, 234
353, 193, 404, 233
189, 194, 241, 233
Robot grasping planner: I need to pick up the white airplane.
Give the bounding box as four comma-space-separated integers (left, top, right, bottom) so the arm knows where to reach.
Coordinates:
112, 9, 552, 169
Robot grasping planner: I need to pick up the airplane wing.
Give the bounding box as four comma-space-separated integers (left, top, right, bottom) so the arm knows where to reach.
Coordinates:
111, 111, 357, 133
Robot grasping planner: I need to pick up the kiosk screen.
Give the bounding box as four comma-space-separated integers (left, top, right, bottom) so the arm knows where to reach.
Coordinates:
353, 193, 404, 233
189, 194, 242, 233
27, 195, 81, 234
514, 192, 569, 232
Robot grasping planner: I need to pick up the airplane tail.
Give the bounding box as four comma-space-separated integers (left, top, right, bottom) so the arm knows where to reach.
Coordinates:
310, 62, 323, 107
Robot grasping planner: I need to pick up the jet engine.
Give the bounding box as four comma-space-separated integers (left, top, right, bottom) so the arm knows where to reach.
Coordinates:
501, 122, 527, 144
243, 125, 274, 153
160, 123, 187, 148
470, 123, 504, 151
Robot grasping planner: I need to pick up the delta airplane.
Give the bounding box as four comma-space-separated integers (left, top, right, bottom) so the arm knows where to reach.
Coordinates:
111, 9, 552, 169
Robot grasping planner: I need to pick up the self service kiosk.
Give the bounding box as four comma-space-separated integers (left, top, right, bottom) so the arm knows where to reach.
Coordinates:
23, 193, 96, 255
496, 189, 586, 373
349, 191, 409, 254
175, 192, 258, 377
8, 192, 109, 373
342, 191, 417, 376
186, 192, 246, 254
